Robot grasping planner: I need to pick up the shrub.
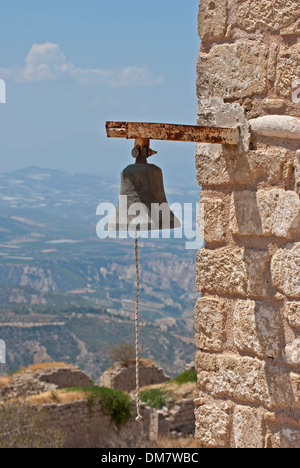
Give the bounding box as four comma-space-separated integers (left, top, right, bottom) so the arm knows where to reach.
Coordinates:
65, 386, 131, 428
170, 370, 197, 385
140, 388, 168, 410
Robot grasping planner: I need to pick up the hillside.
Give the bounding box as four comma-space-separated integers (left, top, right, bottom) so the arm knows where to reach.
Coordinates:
0, 167, 200, 378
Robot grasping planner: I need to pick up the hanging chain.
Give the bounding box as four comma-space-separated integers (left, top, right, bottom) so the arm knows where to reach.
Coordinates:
135, 231, 143, 423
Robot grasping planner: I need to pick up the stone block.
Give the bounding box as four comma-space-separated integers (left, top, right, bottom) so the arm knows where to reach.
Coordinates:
196, 145, 287, 187
250, 115, 300, 140
271, 243, 300, 297
199, 198, 226, 243
196, 144, 230, 186
280, 26, 297, 36
267, 44, 280, 82
237, 0, 300, 32
197, 352, 269, 406
280, 428, 300, 448
198, 0, 228, 42
243, 150, 287, 185
263, 99, 285, 110
197, 247, 270, 297
294, 151, 300, 187
233, 406, 264, 448
284, 339, 300, 366
195, 297, 226, 352
196, 352, 300, 409
195, 404, 230, 448
234, 300, 281, 359
197, 97, 250, 153
284, 302, 300, 328
275, 44, 300, 97
230, 189, 300, 239
196, 42, 267, 100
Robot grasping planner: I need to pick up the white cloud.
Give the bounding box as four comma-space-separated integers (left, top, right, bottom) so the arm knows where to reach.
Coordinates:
110, 65, 164, 87
21, 42, 67, 82
2, 42, 164, 87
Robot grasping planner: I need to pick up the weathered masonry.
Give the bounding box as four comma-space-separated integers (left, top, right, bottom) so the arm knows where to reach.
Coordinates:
195, 0, 300, 448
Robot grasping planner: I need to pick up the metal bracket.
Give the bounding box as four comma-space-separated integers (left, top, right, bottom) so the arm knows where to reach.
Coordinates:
106, 121, 240, 145
131, 138, 158, 162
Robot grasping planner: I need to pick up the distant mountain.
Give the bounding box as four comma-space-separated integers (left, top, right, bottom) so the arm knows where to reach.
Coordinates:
0, 166, 119, 225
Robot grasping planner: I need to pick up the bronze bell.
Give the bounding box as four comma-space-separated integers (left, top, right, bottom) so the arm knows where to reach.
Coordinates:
108, 146, 181, 232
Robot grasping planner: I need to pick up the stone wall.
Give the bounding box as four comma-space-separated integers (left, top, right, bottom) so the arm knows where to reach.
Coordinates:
151, 398, 196, 440
0, 365, 93, 399
39, 399, 151, 449
1, 363, 195, 447
100, 361, 168, 392
195, 0, 300, 448
37, 366, 92, 389
40, 397, 195, 448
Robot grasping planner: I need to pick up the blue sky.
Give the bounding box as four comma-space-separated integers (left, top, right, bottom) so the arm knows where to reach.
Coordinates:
0, 0, 200, 183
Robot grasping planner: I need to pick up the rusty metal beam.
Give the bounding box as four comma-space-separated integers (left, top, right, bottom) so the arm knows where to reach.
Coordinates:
106, 121, 240, 145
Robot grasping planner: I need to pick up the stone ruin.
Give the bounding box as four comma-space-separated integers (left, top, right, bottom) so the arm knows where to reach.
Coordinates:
0, 362, 197, 447
99, 359, 168, 392
195, 0, 300, 449
0, 364, 92, 400
99, 360, 197, 441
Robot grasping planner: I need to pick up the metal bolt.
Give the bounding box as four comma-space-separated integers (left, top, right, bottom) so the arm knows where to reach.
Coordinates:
131, 147, 140, 159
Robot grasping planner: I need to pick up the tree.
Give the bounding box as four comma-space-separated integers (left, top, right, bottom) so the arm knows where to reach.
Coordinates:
108, 342, 136, 365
